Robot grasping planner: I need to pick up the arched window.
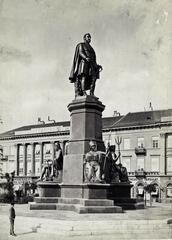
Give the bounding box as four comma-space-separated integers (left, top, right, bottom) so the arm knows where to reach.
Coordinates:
166, 183, 172, 198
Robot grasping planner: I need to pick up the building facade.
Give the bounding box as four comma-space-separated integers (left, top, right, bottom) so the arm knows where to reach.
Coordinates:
0, 109, 172, 202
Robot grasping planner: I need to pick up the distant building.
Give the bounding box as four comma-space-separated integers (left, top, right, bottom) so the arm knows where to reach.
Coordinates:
0, 109, 172, 203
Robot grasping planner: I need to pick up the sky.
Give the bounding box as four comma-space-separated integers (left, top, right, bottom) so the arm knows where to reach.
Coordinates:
0, 0, 172, 133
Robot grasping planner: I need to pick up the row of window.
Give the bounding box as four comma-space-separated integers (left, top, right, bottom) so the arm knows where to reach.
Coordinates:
2, 144, 54, 156
13, 157, 172, 174
117, 156, 172, 172
123, 137, 159, 150
105, 137, 159, 150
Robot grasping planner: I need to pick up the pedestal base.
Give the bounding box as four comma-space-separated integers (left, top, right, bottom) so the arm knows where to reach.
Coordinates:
37, 182, 61, 197
61, 183, 108, 199
107, 183, 145, 209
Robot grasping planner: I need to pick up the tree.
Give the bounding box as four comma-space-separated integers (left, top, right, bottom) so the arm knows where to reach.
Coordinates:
0, 172, 15, 203
144, 184, 156, 206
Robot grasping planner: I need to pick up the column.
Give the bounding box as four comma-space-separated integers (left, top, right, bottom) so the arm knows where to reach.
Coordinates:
39, 142, 43, 176
50, 141, 55, 159
60, 140, 65, 155
22, 143, 27, 176
14, 144, 19, 176
30, 143, 35, 175
159, 133, 166, 175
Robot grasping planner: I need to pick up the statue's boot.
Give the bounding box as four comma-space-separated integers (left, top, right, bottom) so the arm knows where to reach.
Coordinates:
81, 78, 87, 96
90, 84, 96, 97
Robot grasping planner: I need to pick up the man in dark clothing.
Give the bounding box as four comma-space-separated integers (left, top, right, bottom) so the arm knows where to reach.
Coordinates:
9, 202, 16, 236
69, 33, 102, 97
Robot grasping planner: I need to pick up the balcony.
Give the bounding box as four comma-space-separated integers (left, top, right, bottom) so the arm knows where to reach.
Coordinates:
135, 147, 146, 155
135, 169, 147, 179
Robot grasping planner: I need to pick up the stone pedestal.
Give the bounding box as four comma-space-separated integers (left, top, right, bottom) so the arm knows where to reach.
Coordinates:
31, 96, 139, 212
107, 183, 144, 209
62, 96, 106, 199
37, 182, 61, 197
67, 95, 105, 155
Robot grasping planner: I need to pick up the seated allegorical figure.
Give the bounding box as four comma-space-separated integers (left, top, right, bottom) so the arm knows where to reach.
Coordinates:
84, 141, 105, 183
38, 142, 63, 181
51, 142, 63, 178
106, 145, 130, 183
38, 159, 53, 181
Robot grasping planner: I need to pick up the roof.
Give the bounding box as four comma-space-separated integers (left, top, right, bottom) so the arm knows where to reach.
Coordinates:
112, 109, 172, 129
0, 109, 172, 139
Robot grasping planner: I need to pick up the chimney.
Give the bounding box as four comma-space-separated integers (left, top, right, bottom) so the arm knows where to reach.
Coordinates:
37, 117, 45, 124
113, 111, 120, 117
47, 116, 55, 123
149, 102, 153, 111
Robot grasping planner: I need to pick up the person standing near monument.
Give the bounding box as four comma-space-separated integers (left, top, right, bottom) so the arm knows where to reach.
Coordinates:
69, 33, 102, 97
9, 202, 16, 236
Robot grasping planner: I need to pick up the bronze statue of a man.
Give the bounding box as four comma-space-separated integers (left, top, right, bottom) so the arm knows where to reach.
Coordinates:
69, 33, 102, 97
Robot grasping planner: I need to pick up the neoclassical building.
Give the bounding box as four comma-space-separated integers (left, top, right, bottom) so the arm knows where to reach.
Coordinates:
0, 108, 172, 202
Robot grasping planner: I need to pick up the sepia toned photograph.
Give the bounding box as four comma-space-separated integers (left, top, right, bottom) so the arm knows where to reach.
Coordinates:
0, 0, 172, 239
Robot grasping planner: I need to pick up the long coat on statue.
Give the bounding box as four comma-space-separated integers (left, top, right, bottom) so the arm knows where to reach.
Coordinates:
69, 42, 100, 90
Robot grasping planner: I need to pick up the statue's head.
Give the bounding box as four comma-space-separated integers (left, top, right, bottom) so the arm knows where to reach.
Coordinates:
89, 140, 97, 151
83, 33, 91, 43
54, 142, 61, 150
109, 145, 116, 152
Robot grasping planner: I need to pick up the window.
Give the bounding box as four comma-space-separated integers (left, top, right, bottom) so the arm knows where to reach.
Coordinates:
35, 161, 40, 175
152, 137, 159, 148
138, 138, 144, 148
137, 158, 144, 171
122, 158, 130, 171
167, 135, 172, 148
27, 161, 31, 175
151, 157, 159, 171
27, 145, 31, 155
123, 138, 130, 150
167, 157, 172, 172
3, 146, 7, 155
19, 145, 24, 155
35, 144, 40, 155
44, 144, 50, 154
9, 146, 14, 155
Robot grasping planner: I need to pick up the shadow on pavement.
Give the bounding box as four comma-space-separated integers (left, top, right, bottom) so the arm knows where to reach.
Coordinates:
17, 231, 37, 236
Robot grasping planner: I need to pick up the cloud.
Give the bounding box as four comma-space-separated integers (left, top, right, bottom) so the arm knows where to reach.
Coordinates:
0, 45, 32, 65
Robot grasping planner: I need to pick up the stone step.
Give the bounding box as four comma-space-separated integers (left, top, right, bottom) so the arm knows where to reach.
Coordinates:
115, 202, 145, 210
56, 203, 122, 214
30, 203, 56, 210
39, 221, 170, 231
58, 197, 114, 206
37, 227, 172, 239
80, 198, 114, 206
34, 197, 59, 203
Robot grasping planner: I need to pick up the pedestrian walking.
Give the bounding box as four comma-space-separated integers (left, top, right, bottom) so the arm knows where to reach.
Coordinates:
9, 202, 17, 236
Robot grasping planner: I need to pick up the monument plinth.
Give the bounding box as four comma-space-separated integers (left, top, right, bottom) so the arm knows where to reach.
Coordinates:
61, 95, 111, 204
62, 96, 105, 187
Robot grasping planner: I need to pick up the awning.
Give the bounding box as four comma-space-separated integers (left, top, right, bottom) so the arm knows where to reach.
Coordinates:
151, 189, 159, 195
138, 189, 144, 195
167, 188, 172, 197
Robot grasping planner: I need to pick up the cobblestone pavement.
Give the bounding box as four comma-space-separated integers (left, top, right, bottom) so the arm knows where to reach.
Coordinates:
0, 202, 171, 240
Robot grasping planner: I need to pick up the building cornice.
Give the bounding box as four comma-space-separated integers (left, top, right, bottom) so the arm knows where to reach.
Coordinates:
0, 131, 70, 141
102, 122, 172, 132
